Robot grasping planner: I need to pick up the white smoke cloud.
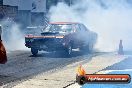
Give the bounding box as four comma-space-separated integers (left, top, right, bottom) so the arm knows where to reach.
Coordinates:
49, 0, 132, 52
0, 18, 28, 51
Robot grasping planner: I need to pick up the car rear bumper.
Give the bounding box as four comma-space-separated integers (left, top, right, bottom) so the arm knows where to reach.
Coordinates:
25, 42, 66, 51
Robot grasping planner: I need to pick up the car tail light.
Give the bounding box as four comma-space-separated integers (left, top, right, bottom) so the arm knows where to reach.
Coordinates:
56, 36, 64, 38
25, 34, 34, 38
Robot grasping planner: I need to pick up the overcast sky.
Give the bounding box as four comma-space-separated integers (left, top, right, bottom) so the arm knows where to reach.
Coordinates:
3, 0, 46, 12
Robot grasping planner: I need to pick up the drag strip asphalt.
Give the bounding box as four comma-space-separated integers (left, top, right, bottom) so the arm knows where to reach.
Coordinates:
0, 50, 101, 87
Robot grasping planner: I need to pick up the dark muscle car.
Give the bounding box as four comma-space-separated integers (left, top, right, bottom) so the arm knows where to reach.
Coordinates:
25, 22, 97, 56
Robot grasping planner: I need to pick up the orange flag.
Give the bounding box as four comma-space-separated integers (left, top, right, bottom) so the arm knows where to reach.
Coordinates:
0, 40, 7, 64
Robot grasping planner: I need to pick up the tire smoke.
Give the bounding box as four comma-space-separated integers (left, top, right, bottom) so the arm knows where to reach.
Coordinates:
48, 0, 132, 52
0, 18, 27, 51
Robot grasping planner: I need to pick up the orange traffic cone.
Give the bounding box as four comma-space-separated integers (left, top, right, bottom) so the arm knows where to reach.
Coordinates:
118, 40, 124, 55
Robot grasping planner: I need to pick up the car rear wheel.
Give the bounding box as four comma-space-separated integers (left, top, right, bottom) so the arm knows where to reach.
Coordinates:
88, 44, 93, 52
68, 45, 72, 55
31, 48, 38, 56
65, 44, 73, 56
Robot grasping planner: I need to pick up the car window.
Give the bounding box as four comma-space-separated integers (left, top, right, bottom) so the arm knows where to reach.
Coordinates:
43, 24, 74, 33
75, 24, 81, 32
79, 24, 88, 31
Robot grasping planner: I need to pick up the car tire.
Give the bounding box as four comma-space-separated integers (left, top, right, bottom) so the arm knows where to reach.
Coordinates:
88, 44, 93, 53
31, 48, 38, 56
76, 75, 86, 85
65, 43, 73, 57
